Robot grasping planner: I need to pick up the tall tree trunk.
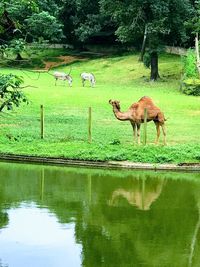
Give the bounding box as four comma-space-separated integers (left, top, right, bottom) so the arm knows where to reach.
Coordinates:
195, 33, 200, 76
150, 51, 159, 81
139, 25, 148, 62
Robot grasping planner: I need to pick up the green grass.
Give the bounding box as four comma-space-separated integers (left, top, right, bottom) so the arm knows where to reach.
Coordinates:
0, 50, 200, 164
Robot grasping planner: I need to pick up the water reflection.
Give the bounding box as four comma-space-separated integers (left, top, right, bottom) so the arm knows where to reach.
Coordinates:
0, 204, 81, 267
0, 162, 200, 267
109, 179, 165, 210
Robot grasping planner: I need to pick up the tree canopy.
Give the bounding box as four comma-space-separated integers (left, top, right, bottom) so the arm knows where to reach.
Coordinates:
0, 0, 64, 43
0, 0, 198, 79
100, 0, 194, 79
0, 0, 196, 46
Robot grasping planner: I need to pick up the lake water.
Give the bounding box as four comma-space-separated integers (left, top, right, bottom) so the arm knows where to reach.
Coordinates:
0, 162, 200, 267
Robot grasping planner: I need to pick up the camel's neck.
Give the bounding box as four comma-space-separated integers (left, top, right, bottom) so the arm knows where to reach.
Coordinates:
112, 105, 130, 121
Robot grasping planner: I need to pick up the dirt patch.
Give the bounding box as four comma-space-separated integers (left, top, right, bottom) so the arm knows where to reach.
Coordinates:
44, 55, 86, 70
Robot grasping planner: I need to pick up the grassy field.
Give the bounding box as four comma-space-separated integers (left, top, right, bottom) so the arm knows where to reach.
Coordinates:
0, 50, 200, 163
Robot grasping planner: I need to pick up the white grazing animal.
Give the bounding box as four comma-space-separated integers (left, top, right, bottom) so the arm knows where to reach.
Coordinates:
81, 72, 95, 87
54, 71, 73, 87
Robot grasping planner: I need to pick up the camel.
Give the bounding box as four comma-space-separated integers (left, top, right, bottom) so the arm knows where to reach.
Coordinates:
109, 96, 166, 145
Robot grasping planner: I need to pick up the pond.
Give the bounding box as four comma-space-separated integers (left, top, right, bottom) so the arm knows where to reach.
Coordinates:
0, 162, 200, 267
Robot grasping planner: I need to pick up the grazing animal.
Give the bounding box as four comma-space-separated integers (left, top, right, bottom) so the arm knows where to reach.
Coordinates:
81, 72, 95, 87
109, 96, 166, 145
53, 71, 73, 87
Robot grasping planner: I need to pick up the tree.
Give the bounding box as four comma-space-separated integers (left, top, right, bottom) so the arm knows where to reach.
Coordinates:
0, 0, 38, 41
100, 0, 194, 80
9, 38, 26, 60
0, 0, 64, 43
0, 0, 65, 62
60, 0, 114, 47
0, 74, 28, 112
25, 11, 64, 42
185, 0, 200, 76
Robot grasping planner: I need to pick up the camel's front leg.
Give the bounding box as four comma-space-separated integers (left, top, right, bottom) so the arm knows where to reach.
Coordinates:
154, 122, 161, 144
130, 122, 137, 143
136, 124, 141, 144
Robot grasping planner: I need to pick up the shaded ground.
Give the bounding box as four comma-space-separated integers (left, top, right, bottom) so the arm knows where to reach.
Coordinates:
44, 55, 87, 70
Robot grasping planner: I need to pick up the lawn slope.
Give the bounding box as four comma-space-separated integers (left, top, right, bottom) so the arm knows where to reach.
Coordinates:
0, 51, 199, 164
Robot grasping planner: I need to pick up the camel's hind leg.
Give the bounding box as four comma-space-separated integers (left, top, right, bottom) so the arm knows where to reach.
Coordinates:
157, 112, 166, 145
161, 124, 166, 145
154, 121, 161, 144
154, 121, 166, 145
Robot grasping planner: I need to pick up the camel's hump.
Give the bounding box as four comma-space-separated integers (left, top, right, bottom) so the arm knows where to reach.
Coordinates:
139, 96, 152, 102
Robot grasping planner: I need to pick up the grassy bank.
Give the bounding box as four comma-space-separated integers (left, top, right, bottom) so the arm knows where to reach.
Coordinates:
0, 51, 199, 163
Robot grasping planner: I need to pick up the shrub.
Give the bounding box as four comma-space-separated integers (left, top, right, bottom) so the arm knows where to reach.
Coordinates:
0, 74, 28, 111
109, 139, 121, 145
181, 78, 200, 96
143, 52, 151, 68
182, 49, 198, 78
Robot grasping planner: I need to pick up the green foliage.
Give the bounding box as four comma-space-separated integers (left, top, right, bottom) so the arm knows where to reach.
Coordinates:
109, 139, 121, 145
0, 0, 197, 51
0, 74, 28, 111
143, 52, 151, 68
181, 78, 200, 96
100, 0, 193, 46
184, 0, 200, 34
60, 0, 113, 45
9, 39, 26, 59
0, 0, 64, 44
181, 49, 200, 96
100, 0, 194, 80
25, 11, 64, 42
0, 44, 8, 58
75, 15, 102, 42
182, 49, 198, 78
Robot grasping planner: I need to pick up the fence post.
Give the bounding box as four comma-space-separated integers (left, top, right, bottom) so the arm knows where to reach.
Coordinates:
40, 105, 44, 139
40, 168, 45, 201
88, 107, 92, 143
143, 108, 147, 145
142, 178, 146, 210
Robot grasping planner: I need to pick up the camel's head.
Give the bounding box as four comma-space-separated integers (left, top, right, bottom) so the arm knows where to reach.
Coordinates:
109, 99, 120, 110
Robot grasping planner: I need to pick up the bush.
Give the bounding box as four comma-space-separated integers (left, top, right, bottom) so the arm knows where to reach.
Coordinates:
0, 74, 28, 111
181, 78, 200, 96
143, 52, 151, 68
182, 49, 198, 78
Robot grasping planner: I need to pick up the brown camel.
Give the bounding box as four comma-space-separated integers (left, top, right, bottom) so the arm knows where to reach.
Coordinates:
109, 96, 166, 145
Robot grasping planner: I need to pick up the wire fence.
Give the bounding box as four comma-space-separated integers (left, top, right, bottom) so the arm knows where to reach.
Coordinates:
0, 105, 199, 146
